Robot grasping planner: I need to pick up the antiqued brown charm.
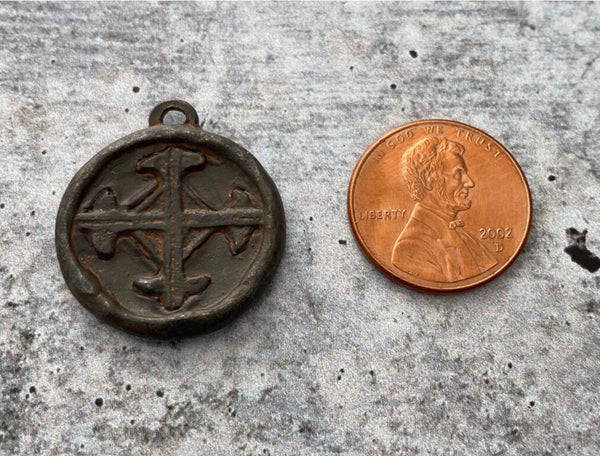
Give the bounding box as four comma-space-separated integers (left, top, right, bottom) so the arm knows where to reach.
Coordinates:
56, 100, 285, 337
348, 120, 531, 293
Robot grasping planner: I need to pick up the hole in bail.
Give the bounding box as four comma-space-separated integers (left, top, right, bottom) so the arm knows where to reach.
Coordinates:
162, 109, 188, 125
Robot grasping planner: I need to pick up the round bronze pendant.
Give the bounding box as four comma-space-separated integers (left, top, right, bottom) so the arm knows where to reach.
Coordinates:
56, 100, 285, 338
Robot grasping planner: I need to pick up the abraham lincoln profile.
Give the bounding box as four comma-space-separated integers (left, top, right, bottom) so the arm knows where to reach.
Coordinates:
392, 137, 497, 282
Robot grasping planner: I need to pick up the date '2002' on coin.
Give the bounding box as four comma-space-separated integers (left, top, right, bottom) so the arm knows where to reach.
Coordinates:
348, 120, 531, 293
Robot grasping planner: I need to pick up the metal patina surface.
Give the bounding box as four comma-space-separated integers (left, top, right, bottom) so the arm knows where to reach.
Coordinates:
55, 101, 285, 337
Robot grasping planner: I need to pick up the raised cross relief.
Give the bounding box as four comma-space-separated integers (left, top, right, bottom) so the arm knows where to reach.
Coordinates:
74, 146, 263, 312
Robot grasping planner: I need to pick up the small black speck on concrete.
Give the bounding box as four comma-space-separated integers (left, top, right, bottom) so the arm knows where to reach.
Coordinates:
309, 216, 313, 221
508, 362, 513, 369
132, 86, 140, 93
586, 300, 597, 313
29, 386, 36, 394
338, 239, 347, 245
390, 83, 397, 90
126, 384, 132, 391
564, 228, 600, 273
0, 203, 5, 208
548, 175, 556, 181
409, 50, 418, 58
529, 400, 535, 407
95, 397, 103, 407
41, 150, 46, 155
156, 390, 164, 397
349, 66, 354, 70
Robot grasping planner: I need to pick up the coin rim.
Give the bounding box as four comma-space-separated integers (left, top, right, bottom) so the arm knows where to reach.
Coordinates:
347, 119, 532, 293
56, 124, 285, 337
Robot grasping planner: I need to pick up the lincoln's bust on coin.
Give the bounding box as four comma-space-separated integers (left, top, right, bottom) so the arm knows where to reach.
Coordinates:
392, 136, 497, 282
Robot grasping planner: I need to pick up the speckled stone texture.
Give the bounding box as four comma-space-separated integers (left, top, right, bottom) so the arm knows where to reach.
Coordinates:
0, 2, 598, 455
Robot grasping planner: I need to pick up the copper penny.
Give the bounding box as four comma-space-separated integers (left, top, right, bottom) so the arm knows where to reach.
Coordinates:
348, 120, 531, 292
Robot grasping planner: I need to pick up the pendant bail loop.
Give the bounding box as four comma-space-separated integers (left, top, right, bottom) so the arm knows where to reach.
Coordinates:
148, 100, 200, 127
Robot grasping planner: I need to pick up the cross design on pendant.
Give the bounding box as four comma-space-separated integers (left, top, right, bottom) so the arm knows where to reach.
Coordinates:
74, 146, 263, 311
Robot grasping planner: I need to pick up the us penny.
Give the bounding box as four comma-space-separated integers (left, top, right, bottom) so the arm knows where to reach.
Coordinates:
56, 100, 285, 337
348, 120, 531, 293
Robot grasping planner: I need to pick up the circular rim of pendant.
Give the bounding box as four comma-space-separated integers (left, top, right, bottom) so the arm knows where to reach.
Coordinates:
56, 102, 285, 338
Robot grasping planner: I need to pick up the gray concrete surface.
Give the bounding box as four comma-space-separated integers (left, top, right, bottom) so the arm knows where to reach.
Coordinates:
0, 2, 599, 455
